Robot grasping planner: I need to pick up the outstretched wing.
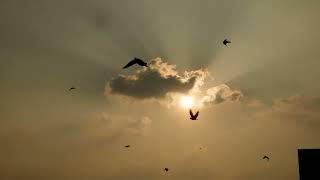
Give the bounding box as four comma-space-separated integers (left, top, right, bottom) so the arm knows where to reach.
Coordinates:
136, 58, 148, 66
194, 111, 199, 118
123, 59, 137, 69
135, 58, 143, 62
223, 39, 231, 45
136, 59, 144, 64
189, 109, 194, 117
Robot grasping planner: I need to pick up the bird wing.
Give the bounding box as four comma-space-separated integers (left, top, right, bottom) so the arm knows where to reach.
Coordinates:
136, 59, 147, 65
223, 39, 231, 45
194, 111, 199, 118
189, 109, 194, 117
123, 59, 137, 69
135, 58, 143, 62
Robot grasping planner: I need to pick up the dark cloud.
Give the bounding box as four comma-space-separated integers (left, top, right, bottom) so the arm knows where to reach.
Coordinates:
107, 58, 204, 99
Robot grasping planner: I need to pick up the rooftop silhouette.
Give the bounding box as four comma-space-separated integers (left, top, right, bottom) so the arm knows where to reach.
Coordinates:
298, 149, 320, 180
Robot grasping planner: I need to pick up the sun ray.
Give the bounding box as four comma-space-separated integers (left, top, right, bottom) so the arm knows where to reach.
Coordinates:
180, 96, 194, 109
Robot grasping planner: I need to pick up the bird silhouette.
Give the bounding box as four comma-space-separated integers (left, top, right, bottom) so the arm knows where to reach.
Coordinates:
263, 156, 270, 161
189, 109, 199, 120
223, 39, 231, 46
164, 168, 169, 172
69, 87, 76, 91
123, 57, 148, 69
125, 145, 130, 148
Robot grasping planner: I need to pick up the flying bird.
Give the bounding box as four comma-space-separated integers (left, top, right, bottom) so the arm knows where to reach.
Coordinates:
189, 109, 199, 120
123, 57, 148, 69
223, 39, 231, 46
164, 168, 169, 172
263, 156, 270, 161
124, 145, 130, 148
69, 87, 76, 91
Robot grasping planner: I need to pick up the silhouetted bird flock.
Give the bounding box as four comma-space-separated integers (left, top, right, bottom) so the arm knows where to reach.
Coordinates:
68, 38, 271, 173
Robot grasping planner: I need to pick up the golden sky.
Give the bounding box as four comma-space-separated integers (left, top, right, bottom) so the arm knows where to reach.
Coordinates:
1, 0, 320, 179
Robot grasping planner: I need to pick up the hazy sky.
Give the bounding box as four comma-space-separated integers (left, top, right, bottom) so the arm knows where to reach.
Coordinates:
1, 0, 320, 179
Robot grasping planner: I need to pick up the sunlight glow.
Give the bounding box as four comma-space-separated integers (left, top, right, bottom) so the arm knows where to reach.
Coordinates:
180, 96, 194, 109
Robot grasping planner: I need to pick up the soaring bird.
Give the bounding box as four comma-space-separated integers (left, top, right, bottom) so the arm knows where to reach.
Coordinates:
223, 39, 231, 46
123, 57, 148, 69
189, 109, 199, 120
69, 87, 76, 91
263, 156, 270, 161
124, 145, 130, 148
164, 168, 169, 172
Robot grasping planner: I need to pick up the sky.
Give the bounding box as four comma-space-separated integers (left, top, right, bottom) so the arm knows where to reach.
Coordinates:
1, 0, 320, 179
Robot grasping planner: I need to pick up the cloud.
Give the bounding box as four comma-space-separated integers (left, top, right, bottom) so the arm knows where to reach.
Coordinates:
255, 95, 320, 126
107, 58, 208, 99
201, 84, 244, 105
80, 113, 152, 141
106, 57, 244, 111
107, 58, 244, 108
246, 99, 265, 108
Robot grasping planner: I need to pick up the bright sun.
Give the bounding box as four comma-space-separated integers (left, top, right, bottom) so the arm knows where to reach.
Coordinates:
180, 96, 194, 109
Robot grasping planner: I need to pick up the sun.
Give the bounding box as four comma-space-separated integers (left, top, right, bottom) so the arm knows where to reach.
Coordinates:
180, 96, 194, 109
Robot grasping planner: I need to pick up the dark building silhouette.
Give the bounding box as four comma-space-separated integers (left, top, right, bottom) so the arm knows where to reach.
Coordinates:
298, 149, 320, 180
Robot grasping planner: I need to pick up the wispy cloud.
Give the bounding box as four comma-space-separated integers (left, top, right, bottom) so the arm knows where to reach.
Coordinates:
256, 95, 320, 126
81, 113, 152, 139
200, 84, 243, 106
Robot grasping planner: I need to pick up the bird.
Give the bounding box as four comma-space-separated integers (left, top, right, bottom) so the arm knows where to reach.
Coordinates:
223, 39, 231, 46
69, 87, 76, 91
164, 168, 169, 172
123, 57, 148, 69
124, 145, 130, 148
263, 155, 270, 161
189, 109, 199, 120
